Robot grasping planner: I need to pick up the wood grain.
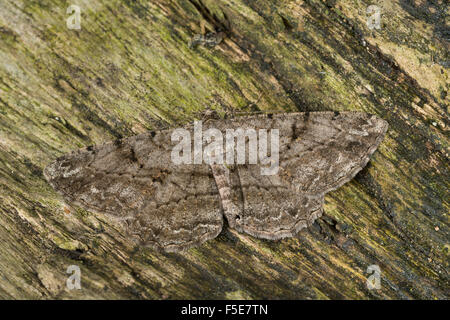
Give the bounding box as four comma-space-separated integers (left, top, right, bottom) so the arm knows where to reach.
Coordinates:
0, 0, 447, 299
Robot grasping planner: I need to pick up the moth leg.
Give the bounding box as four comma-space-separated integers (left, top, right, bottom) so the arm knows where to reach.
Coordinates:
210, 164, 243, 231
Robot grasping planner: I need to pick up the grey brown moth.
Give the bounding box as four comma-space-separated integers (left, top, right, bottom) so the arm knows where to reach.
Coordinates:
44, 112, 388, 252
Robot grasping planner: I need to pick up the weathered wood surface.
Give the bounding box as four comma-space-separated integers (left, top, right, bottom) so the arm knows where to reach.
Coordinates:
0, 0, 448, 299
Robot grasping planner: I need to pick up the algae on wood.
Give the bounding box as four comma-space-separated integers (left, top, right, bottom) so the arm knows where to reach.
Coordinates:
0, 0, 448, 299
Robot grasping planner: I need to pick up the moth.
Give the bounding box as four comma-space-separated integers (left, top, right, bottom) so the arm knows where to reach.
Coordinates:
44, 112, 388, 252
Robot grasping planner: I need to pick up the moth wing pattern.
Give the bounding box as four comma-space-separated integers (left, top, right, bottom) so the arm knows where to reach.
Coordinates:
277, 112, 388, 194
44, 129, 223, 252
227, 163, 324, 240
204, 112, 388, 240
44, 112, 388, 250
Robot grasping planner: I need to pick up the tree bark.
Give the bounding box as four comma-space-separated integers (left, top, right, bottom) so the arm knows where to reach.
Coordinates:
0, 0, 448, 299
